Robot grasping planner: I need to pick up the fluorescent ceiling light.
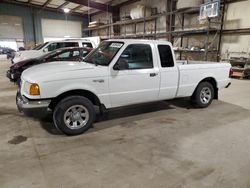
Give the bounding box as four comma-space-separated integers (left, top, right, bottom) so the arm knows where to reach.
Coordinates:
63, 8, 70, 13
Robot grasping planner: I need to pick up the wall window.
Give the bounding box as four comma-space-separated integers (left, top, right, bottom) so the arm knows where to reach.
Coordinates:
118, 44, 153, 69
158, 45, 174, 67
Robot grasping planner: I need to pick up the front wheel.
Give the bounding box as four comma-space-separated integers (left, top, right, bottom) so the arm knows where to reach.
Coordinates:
192, 82, 214, 108
53, 96, 96, 136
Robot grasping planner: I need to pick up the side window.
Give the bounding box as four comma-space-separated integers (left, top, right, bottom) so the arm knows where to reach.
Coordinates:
46, 43, 58, 52
82, 50, 90, 57
82, 42, 93, 48
46, 42, 79, 52
118, 44, 153, 69
158, 45, 174, 67
56, 51, 71, 58
72, 50, 80, 57
64, 42, 79, 47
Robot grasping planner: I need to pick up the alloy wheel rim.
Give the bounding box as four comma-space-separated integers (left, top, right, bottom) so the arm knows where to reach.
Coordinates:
63, 105, 89, 130
200, 87, 212, 104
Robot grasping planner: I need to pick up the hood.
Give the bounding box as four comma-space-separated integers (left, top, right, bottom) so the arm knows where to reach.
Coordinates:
14, 50, 41, 63
17, 50, 37, 57
11, 58, 37, 70
22, 61, 106, 83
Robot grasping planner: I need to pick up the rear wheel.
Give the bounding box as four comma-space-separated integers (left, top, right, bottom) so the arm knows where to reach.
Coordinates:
53, 96, 95, 135
192, 82, 214, 108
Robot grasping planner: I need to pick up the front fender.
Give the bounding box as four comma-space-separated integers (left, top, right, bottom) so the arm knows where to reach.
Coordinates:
39, 77, 111, 108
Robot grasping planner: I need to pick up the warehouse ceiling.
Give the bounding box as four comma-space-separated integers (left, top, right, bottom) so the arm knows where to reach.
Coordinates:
0, 0, 137, 16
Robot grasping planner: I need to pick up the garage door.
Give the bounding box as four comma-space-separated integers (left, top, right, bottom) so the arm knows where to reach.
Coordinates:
41, 19, 82, 40
0, 15, 24, 50
0, 15, 24, 40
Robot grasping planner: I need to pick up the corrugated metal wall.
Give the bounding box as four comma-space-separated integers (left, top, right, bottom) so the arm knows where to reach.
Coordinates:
0, 3, 87, 48
221, 0, 250, 56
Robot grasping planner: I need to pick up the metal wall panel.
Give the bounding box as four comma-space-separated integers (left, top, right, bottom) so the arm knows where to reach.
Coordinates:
0, 15, 24, 40
41, 18, 82, 38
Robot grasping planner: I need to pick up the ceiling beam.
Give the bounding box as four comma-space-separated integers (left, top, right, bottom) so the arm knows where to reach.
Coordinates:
57, 1, 70, 10
115, 0, 140, 8
66, 0, 115, 12
42, 0, 53, 8
86, 0, 141, 16
0, 0, 85, 17
71, 5, 83, 12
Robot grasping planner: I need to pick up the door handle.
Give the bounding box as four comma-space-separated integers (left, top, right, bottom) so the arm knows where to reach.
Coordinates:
150, 73, 158, 77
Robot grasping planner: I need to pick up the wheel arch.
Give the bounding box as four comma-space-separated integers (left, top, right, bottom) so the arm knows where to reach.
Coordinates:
192, 77, 218, 99
49, 89, 102, 110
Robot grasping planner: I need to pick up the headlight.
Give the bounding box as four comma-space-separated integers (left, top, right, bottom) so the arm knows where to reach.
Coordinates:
24, 82, 40, 96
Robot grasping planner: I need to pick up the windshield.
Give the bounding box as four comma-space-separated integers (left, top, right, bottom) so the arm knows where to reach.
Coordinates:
37, 49, 62, 60
33, 42, 49, 50
84, 41, 124, 66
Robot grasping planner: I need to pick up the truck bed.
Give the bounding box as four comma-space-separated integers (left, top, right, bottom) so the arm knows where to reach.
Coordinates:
175, 60, 231, 98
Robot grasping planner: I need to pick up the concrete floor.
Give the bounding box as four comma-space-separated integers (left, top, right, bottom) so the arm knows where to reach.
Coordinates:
0, 59, 250, 188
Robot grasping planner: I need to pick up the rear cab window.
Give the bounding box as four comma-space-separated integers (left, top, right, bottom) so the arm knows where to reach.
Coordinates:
158, 45, 175, 68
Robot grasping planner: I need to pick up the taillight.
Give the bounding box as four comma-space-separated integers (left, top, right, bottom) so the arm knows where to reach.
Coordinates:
229, 68, 233, 78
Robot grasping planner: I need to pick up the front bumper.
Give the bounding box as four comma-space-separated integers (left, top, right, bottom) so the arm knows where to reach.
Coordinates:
6, 70, 18, 82
16, 92, 52, 118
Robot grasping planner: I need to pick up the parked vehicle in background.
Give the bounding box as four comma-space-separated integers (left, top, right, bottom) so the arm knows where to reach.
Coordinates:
12, 39, 97, 64
7, 47, 92, 82
17, 39, 231, 136
0, 47, 16, 59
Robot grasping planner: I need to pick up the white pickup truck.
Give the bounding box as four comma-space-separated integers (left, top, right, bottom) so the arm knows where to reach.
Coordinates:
17, 39, 231, 135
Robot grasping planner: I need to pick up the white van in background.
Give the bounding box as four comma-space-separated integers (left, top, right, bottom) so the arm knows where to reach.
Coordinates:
12, 38, 99, 64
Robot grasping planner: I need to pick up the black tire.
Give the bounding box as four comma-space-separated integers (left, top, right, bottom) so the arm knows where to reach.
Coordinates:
53, 96, 96, 136
192, 82, 214, 108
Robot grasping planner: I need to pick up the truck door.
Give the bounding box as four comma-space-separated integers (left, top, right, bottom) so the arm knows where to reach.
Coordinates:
109, 43, 160, 107
157, 44, 179, 100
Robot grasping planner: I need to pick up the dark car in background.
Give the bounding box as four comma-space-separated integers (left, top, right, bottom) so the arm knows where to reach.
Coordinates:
0, 47, 16, 59
7, 47, 92, 82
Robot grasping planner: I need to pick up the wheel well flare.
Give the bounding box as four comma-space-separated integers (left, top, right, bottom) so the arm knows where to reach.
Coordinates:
49, 90, 101, 110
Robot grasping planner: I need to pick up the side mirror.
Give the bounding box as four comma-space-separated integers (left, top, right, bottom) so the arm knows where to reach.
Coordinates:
113, 59, 129, 70
43, 48, 48, 53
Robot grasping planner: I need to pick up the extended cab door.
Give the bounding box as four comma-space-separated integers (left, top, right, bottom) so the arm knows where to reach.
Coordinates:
157, 44, 179, 100
109, 43, 160, 107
